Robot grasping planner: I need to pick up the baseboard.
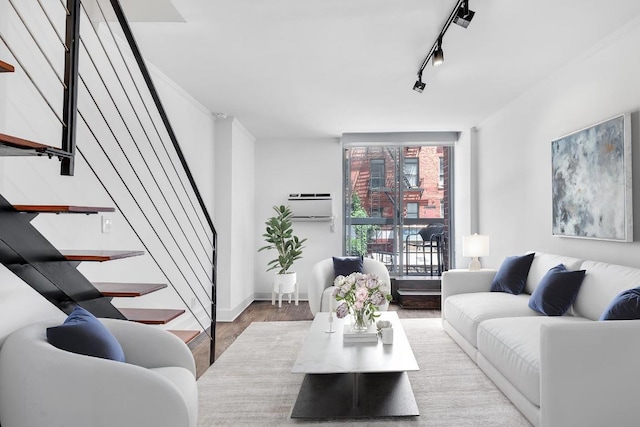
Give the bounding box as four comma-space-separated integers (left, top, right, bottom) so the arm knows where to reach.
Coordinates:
216, 294, 254, 322
216, 293, 311, 322
253, 292, 309, 302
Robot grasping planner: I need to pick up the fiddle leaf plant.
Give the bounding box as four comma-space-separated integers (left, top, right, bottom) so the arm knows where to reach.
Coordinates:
258, 205, 307, 274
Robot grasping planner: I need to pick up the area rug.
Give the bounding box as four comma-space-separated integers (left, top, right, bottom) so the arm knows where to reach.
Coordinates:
197, 318, 531, 426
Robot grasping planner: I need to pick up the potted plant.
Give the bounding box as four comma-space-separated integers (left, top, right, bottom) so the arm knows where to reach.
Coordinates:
258, 205, 307, 297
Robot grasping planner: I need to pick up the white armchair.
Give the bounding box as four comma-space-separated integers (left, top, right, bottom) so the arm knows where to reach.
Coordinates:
308, 257, 392, 316
0, 318, 197, 427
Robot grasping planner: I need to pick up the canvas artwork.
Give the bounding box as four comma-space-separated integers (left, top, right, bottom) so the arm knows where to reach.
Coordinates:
551, 114, 632, 241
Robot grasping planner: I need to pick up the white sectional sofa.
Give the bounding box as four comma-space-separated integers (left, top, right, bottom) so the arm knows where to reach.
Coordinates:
442, 252, 640, 427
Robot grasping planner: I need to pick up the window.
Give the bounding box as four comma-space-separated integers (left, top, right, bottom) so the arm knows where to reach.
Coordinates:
344, 145, 452, 275
404, 158, 418, 188
406, 202, 418, 218
370, 159, 385, 189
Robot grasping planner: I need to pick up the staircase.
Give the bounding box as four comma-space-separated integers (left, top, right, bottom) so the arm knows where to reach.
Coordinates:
0, 193, 198, 344
1, 0, 217, 365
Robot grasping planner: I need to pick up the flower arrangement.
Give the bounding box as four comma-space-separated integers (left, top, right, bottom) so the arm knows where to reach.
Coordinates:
332, 272, 392, 331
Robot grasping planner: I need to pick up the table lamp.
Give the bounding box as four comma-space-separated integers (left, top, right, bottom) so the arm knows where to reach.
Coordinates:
462, 233, 490, 270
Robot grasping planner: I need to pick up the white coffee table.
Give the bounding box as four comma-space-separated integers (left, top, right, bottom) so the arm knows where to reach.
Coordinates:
291, 311, 419, 419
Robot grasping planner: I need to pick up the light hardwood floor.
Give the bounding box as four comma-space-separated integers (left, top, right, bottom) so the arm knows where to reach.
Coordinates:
192, 300, 441, 378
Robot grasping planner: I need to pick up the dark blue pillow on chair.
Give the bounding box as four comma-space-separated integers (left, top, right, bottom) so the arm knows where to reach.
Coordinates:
332, 256, 364, 277
600, 287, 640, 320
528, 264, 586, 316
491, 252, 535, 294
47, 306, 125, 362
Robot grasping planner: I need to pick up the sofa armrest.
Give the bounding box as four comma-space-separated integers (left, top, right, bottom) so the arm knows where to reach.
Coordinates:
540, 321, 640, 427
101, 318, 196, 377
441, 269, 497, 303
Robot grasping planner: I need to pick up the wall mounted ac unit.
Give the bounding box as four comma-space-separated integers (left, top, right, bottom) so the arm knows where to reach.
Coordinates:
287, 193, 333, 221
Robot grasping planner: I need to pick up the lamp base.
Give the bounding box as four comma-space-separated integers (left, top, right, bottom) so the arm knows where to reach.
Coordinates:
468, 258, 482, 270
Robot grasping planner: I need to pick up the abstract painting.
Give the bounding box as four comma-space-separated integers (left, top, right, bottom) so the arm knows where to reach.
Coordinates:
551, 114, 632, 241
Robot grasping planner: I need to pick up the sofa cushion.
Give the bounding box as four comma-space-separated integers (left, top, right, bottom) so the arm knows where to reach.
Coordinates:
477, 316, 590, 407
491, 253, 535, 294
528, 265, 586, 316
332, 256, 363, 277
574, 261, 640, 320
524, 253, 584, 295
444, 292, 541, 348
600, 287, 640, 320
46, 306, 125, 362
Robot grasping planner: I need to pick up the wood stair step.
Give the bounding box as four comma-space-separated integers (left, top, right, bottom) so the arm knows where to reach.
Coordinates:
119, 308, 185, 325
0, 60, 14, 73
60, 249, 144, 262
0, 133, 72, 158
93, 282, 167, 297
168, 330, 200, 344
13, 204, 115, 214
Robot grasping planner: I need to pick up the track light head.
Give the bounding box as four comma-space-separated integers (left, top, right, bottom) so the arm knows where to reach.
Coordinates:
432, 37, 444, 67
413, 73, 425, 93
453, 1, 475, 28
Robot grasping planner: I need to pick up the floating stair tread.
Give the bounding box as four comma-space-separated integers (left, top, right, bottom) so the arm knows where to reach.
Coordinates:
119, 308, 185, 325
0, 133, 72, 158
93, 282, 167, 297
0, 60, 14, 73
13, 204, 115, 214
168, 330, 199, 344
60, 249, 144, 262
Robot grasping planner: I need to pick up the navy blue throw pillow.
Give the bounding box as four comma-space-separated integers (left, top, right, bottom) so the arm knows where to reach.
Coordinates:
528, 264, 586, 316
332, 256, 364, 277
600, 287, 640, 320
490, 253, 535, 294
47, 306, 125, 362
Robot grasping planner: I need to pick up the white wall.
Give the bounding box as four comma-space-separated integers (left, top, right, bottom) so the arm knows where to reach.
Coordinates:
452, 129, 474, 268
215, 117, 256, 321
254, 138, 343, 304
475, 17, 640, 269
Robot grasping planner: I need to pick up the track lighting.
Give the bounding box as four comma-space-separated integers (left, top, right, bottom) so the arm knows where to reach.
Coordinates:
413, 72, 425, 93
453, 0, 475, 28
412, 0, 477, 93
432, 37, 444, 67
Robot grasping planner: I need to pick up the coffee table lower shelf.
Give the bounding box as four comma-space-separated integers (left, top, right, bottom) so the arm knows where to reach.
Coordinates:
291, 371, 419, 419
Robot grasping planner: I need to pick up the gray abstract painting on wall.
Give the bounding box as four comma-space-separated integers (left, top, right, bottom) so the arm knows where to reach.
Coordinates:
551, 114, 632, 241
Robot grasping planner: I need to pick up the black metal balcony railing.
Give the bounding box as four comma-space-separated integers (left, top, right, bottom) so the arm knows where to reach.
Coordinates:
347, 219, 448, 276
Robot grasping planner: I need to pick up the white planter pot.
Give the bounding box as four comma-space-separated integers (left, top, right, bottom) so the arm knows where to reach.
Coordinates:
273, 272, 297, 294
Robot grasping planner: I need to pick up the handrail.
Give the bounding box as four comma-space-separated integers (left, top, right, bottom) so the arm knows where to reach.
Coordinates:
106, 0, 217, 358
108, 0, 215, 234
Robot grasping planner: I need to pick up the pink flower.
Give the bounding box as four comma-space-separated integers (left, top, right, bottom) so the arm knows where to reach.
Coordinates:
354, 300, 364, 310
370, 291, 385, 306
366, 275, 379, 288
355, 287, 368, 302
335, 302, 348, 318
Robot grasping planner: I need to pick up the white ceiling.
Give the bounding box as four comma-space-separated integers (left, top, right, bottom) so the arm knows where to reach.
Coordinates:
121, 0, 640, 140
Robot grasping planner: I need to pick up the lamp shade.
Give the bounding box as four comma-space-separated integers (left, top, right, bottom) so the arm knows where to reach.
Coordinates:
462, 234, 490, 257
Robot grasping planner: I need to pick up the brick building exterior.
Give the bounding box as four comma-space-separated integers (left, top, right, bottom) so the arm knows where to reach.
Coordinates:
349, 146, 447, 220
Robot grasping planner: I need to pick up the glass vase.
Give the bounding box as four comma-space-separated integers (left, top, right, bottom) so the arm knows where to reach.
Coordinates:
350, 307, 370, 332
